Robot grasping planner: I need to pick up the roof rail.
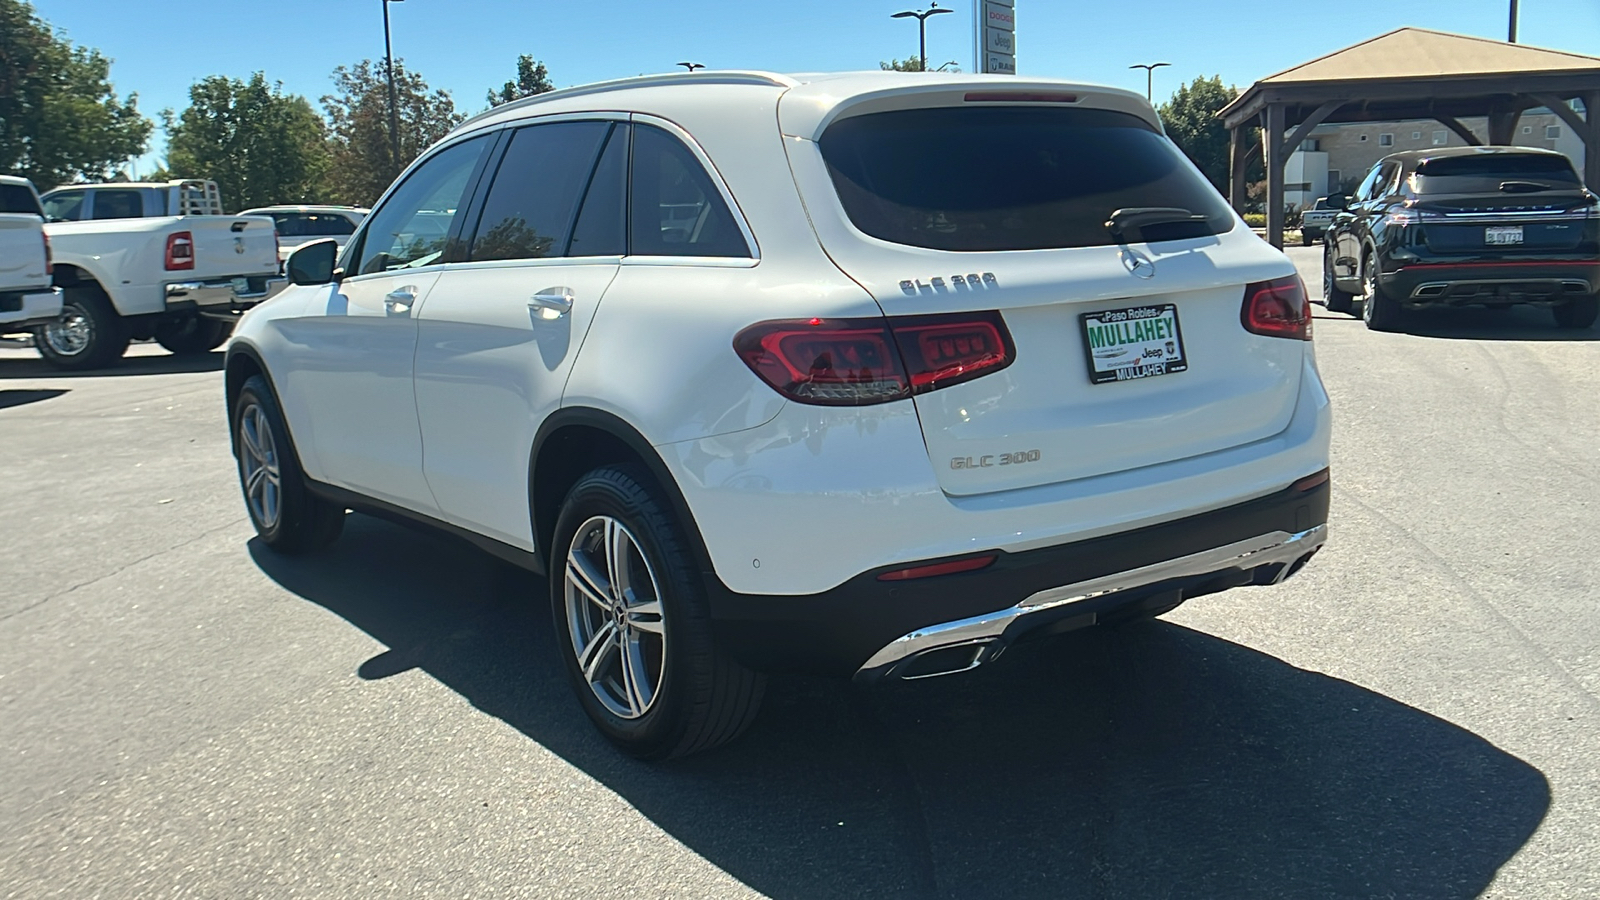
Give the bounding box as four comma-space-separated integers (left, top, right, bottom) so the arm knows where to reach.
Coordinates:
458, 71, 798, 130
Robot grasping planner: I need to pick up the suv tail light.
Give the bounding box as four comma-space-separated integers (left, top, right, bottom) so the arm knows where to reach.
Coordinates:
734, 311, 1015, 406
1241, 275, 1312, 341
165, 231, 195, 270
42, 231, 52, 276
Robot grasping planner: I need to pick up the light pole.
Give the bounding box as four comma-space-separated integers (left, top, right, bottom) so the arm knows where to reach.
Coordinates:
1508, 0, 1519, 42
891, 3, 954, 72
383, 0, 404, 177
1129, 62, 1171, 102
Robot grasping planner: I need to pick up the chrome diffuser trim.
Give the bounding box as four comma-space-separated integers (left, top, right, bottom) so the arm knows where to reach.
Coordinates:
855, 524, 1328, 680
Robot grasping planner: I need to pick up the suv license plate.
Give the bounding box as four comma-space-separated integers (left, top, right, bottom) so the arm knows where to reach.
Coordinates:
1079, 304, 1187, 385
1485, 225, 1524, 245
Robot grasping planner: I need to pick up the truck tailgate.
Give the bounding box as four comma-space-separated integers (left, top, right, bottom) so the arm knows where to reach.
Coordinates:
0, 213, 50, 293
182, 216, 280, 279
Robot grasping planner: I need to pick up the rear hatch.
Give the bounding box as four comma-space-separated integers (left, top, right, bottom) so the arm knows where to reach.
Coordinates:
182, 215, 281, 279
1410, 153, 1596, 254
779, 82, 1307, 496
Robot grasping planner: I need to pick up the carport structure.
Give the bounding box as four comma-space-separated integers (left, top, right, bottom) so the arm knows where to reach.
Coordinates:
1220, 27, 1600, 248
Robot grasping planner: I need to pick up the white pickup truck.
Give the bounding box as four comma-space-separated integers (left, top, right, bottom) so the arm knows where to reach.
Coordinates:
25, 180, 282, 369
0, 176, 64, 337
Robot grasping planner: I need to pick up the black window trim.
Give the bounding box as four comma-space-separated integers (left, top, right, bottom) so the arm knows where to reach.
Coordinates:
339, 130, 502, 281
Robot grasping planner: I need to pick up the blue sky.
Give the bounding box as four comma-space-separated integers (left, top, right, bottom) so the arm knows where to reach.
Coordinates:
29, 0, 1600, 175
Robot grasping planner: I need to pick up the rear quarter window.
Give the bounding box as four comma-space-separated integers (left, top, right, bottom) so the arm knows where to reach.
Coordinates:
818, 106, 1234, 251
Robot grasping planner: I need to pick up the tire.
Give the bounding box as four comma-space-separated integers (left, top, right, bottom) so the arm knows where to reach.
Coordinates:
1300, 231, 1313, 247
551, 464, 765, 760
1323, 242, 1354, 314
155, 316, 232, 355
1360, 248, 1403, 332
33, 285, 130, 370
1552, 295, 1599, 329
233, 374, 345, 553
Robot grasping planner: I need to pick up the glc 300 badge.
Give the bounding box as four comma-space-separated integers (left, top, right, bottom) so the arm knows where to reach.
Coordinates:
901, 272, 998, 295
951, 450, 1041, 469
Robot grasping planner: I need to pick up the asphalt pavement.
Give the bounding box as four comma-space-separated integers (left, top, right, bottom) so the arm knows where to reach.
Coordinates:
2, 245, 1598, 898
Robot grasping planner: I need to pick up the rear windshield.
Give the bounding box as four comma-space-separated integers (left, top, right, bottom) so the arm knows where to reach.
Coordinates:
818, 106, 1235, 251
1414, 154, 1581, 193
0, 183, 42, 216
268, 212, 357, 237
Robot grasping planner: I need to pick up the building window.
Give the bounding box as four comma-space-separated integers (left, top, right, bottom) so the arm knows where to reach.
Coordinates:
1359, 134, 1369, 142
1433, 131, 1448, 145
1547, 125, 1562, 139
1379, 133, 1394, 146
1412, 131, 1422, 140
1523, 125, 1533, 134
1327, 170, 1341, 192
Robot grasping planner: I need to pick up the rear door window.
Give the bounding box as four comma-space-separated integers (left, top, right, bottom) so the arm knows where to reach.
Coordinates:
90, 189, 144, 219
629, 125, 749, 257
270, 213, 358, 237
0, 183, 42, 215
817, 106, 1235, 251
568, 124, 628, 257
468, 121, 611, 262
1414, 153, 1582, 194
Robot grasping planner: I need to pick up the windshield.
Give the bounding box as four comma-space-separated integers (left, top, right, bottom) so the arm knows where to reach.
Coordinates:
1414, 154, 1581, 193
818, 106, 1235, 251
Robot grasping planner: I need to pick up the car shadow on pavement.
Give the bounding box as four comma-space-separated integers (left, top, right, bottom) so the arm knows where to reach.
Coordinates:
251, 514, 1550, 900
1314, 303, 1600, 342
0, 388, 68, 410
0, 348, 225, 378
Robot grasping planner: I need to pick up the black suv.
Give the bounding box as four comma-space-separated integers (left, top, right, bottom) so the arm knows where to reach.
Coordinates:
1323, 147, 1600, 331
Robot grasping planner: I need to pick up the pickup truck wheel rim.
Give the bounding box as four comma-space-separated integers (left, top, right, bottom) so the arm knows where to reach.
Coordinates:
42, 304, 91, 356
239, 403, 282, 529
564, 515, 667, 720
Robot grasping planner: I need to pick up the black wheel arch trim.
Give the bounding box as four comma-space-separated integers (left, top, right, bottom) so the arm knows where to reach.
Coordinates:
223, 341, 309, 474
529, 407, 717, 580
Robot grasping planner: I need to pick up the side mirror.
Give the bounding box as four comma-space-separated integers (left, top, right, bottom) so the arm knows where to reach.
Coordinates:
286, 239, 339, 285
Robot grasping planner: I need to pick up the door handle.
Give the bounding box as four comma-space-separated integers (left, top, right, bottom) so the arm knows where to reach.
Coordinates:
384, 287, 416, 314
528, 287, 574, 319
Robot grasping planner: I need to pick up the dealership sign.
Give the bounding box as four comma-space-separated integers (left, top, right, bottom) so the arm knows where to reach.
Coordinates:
976, 0, 1015, 74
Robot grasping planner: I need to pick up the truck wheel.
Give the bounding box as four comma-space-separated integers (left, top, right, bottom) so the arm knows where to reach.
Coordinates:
1300, 231, 1313, 247
551, 464, 765, 760
1360, 249, 1403, 332
34, 286, 130, 370
1323, 242, 1354, 314
155, 316, 232, 355
1552, 296, 1599, 329
234, 374, 345, 554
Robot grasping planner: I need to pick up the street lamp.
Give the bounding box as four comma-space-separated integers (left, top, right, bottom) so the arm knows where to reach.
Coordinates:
1509, 0, 1519, 42
891, 3, 954, 72
1129, 61, 1170, 102
383, 0, 404, 177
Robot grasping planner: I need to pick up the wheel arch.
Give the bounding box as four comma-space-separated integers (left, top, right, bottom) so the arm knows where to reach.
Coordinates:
224, 341, 298, 464
529, 408, 713, 576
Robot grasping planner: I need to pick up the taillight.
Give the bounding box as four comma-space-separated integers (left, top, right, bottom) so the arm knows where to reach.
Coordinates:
165, 231, 194, 270
42, 231, 52, 276
734, 311, 1015, 406
1241, 275, 1312, 341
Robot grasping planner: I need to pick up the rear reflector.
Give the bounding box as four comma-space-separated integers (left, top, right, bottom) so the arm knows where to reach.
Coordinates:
1292, 468, 1330, 493
165, 231, 195, 271
42, 231, 52, 276
734, 311, 1015, 406
877, 554, 997, 582
1241, 275, 1312, 340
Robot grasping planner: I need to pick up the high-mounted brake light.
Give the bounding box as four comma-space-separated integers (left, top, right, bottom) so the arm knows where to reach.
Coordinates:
733, 311, 1015, 406
41, 231, 52, 276
165, 231, 195, 271
964, 91, 1078, 103
1241, 275, 1312, 341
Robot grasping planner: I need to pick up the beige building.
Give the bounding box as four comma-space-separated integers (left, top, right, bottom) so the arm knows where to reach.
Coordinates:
1285, 107, 1587, 206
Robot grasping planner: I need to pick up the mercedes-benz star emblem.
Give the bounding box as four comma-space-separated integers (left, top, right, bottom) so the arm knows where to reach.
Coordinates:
1121, 250, 1155, 279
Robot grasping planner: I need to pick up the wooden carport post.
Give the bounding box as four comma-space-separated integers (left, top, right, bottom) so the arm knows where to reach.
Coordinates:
1264, 103, 1286, 249
1534, 92, 1600, 189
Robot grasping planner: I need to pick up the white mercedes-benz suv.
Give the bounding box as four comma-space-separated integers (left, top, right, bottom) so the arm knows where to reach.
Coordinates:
226, 71, 1331, 759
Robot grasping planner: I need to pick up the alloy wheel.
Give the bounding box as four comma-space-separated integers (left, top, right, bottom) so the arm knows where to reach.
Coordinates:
42, 304, 91, 357
238, 403, 282, 529
1361, 254, 1377, 324
564, 515, 668, 720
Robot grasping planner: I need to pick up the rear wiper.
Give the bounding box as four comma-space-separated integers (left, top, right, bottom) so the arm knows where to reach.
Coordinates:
1105, 207, 1210, 243
1499, 180, 1551, 193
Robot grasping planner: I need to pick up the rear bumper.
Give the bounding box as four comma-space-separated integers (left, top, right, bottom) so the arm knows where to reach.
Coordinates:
1381, 258, 1600, 306
705, 476, 1330, 678
165, 275, 286, 318
0, 287, 64, 332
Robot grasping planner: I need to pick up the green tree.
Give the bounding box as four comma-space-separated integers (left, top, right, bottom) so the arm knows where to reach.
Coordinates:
880, 57, 925, 72
162, 73, 329, 212
487, 55, 555, 107
322, 58, 464, 207
1158, 75, 1249, 196
0, 0, 152, 189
